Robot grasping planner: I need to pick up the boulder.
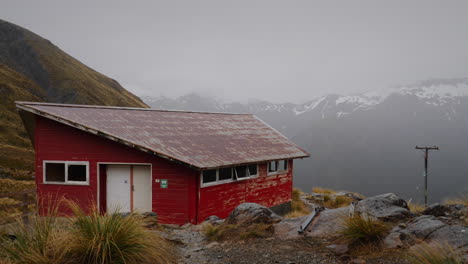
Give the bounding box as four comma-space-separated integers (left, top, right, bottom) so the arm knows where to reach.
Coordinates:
306, 206, 349, 237
226, 203, 282, 225
274, 215, 308, 240
383, 232, 405, 249
427, 225, 468, 249
422, 203, 465, 217
356, 193, 412, 221
403, 215, 446, 239
203, 215, 224, 226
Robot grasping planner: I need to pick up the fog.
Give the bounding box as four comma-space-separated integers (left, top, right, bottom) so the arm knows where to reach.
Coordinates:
2, 0, 468, 103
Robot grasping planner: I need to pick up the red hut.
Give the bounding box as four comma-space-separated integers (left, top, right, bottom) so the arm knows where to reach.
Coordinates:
16, 101, 309, 224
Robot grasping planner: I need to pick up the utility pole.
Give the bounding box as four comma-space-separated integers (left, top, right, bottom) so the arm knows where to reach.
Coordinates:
415, 146, 439, 207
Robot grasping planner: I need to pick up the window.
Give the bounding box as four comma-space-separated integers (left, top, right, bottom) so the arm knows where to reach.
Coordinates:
235, 165, 248, 179
247, 164, 257, 177
278, 160, 288, 171
218, 168, 233, 181
268, 160, 288, 174
44, 161, 89, 184
202, 169, 217, 184
200, 164, 258, 187
268, 161, 277, 172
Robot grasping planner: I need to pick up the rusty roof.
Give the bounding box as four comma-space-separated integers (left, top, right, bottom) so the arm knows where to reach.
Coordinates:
16, 101, 309, 169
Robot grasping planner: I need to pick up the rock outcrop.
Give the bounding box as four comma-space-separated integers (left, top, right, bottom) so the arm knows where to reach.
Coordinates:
226, 203, 282, 225
356, 193, 412, 221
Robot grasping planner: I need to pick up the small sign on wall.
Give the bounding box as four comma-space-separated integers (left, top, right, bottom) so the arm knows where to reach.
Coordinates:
160, 179, 168, 189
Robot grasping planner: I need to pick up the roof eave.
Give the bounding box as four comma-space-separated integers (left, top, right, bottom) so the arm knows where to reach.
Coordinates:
15, 102, 202, 170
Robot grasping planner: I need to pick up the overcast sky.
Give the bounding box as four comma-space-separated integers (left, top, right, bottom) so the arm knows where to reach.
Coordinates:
2, 0, 468, 103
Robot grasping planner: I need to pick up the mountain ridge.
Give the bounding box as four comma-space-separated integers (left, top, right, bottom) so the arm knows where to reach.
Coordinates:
0, 19, 148, 178
143, 78, 468, 201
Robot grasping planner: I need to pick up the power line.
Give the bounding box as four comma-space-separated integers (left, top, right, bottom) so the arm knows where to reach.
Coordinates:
415, 146, 439, 207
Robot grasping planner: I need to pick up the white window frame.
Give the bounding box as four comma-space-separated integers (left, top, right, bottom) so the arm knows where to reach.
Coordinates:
200, 164, 258, 188
267, 160, 288, 176
43, 160, 90, 185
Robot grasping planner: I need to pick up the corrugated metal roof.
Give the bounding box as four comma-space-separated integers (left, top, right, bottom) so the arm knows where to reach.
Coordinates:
16, 101, 309, 169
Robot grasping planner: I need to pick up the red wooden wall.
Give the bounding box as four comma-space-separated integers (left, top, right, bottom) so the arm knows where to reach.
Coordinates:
197, 160, 293, 222
34, 115, 293, 225
35, 116, 197, 224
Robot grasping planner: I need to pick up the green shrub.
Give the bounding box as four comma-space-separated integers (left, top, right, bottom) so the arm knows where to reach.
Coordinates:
339, 214, 389, 245
68, 202, 173, 264
407, 242, 462, 264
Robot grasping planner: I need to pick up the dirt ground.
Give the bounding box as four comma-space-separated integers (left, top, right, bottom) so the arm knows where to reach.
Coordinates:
161, 225, 410, 264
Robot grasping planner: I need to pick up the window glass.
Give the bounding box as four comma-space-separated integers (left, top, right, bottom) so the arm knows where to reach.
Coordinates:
235, 166, 248, 178
247, 164, 257, 176
278, 160, 287, 171
218, 168, 232, 181
202, 170, 217, 183
45, 163, 65, 182
268, 161, 277, 172
68, 164, 87, 182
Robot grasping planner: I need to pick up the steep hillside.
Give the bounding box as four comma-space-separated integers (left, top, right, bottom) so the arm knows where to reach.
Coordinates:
0, 19, 148, 178
143, 79, 468, 202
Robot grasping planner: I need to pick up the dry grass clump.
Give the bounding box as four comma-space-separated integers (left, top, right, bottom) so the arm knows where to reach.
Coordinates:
202, 223, 224, 241
309, 187, 356, 209
285, 188, 310, 218
0, 202, 73, 264
324, 195, 353, 209
312, 187, 336, 195
0, 198, 22, 224
443, 194, 468, 207
68, 202, 173, 264
407, 242, 462, 264
0, 200, 174, 264
0, 179, 35, 194
408, 202, 426, 214
239, 223, 274, 239
339, 214, 390, 245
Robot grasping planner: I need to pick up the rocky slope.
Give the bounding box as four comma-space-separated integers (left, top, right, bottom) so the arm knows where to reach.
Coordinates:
143, 79, 468, 202
166, 193, 467, 263
0, 19, 148, 178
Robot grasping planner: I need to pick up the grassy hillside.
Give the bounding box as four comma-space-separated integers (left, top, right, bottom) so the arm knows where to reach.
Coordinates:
0, 19, 148, 179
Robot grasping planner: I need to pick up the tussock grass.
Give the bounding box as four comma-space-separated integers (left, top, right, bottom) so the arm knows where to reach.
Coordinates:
285, 188, 310, 218
324, 195, 353, 209
202, 223, 223, 241
0, 200, 73, 264
312, 187, 336, 195
239, 223, 274, 239
0, 199, 174, 264
443, 194, 468, 207
407, 242, 462, 264
339, 214, 390, 245
68, 202, 173, 264
408, 202, 426, 214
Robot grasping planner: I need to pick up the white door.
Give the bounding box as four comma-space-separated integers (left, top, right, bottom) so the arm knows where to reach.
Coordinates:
107, 165, 131, 213
133, 165, 152, 212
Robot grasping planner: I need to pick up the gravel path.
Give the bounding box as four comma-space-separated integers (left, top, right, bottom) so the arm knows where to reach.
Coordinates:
161, 225, 409, 264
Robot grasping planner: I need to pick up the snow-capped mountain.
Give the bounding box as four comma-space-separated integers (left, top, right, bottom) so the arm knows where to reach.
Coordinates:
142, 78, 468, 202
